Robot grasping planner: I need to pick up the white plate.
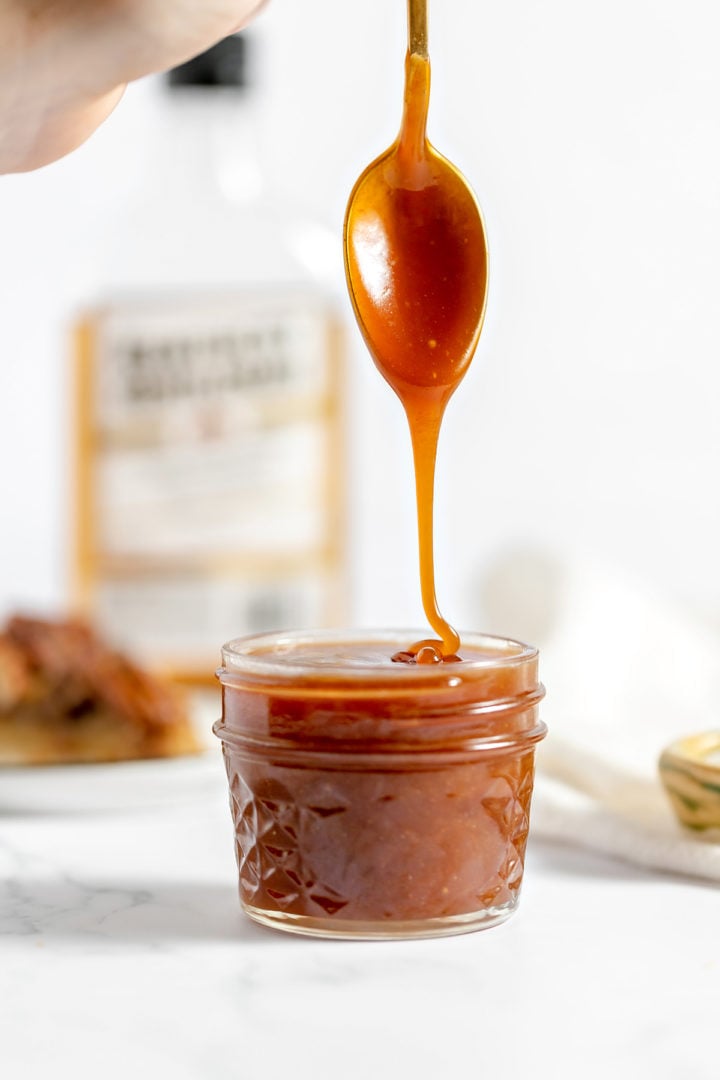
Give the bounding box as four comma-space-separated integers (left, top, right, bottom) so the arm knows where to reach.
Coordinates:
0, 689, 226, 814
0, 750, 227, 815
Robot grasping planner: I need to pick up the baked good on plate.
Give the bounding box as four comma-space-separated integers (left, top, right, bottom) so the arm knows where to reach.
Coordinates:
0, 615, 199, 764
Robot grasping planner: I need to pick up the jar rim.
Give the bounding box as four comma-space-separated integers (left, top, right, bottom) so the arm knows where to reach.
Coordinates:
218, 628, 538, 690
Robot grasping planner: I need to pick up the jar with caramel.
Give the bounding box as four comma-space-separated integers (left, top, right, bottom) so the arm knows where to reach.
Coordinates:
214, 629, 546, 939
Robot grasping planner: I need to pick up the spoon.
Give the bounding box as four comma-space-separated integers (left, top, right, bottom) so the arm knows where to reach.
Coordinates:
343, 0, 489, 661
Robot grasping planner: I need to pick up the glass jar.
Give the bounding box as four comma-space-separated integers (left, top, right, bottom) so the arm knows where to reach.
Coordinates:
214, 629, 546, 940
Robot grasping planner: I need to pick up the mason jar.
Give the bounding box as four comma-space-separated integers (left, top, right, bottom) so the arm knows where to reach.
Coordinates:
214, 628, 546, 940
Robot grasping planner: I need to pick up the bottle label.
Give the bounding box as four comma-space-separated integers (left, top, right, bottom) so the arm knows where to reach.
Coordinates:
74, 291, 346, 677
95, 571, 338, 673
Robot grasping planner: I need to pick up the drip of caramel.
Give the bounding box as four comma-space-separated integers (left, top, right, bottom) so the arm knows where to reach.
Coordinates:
344, 50, 487, 662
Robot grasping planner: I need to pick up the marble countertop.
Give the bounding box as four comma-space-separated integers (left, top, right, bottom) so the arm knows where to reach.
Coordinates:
1, 753, 717, 1080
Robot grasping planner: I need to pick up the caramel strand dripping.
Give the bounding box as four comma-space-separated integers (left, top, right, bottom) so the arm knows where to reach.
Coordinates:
343, 36, 487, 663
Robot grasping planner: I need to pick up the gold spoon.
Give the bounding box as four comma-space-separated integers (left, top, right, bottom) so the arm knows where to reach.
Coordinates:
343, 0, 489, 660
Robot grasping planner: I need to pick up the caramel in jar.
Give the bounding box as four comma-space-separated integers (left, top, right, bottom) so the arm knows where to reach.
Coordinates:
215, 630, 545, 939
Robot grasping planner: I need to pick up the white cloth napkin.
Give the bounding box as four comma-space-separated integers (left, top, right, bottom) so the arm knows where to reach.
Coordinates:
532, 739, 720, 882
480, 548, 720, 883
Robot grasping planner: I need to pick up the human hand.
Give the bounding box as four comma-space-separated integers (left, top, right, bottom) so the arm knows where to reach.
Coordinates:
0, 1, 268, 173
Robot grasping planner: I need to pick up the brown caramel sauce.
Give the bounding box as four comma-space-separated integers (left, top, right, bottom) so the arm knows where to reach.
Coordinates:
344, 52, 487, 662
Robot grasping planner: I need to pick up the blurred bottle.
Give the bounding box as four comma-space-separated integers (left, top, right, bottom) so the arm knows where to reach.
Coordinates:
72, 34, 348, 683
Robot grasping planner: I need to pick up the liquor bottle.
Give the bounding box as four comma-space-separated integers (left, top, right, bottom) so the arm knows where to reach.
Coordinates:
72, 34, 347, 683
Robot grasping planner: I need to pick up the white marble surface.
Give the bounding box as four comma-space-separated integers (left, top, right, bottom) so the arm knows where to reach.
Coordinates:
1, 754, 718, 1080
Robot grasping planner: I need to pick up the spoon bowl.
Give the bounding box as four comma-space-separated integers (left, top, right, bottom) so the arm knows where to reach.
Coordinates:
343, 54, 488, 402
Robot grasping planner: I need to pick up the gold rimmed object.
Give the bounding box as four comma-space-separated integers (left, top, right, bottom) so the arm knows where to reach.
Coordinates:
659, 731, 720, 830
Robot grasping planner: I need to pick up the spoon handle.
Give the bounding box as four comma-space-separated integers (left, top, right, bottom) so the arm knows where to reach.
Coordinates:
408, 0, 428, 59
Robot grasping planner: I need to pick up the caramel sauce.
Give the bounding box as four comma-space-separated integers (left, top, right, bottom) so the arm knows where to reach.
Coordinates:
344, 51, 487, 663
214, 22, 545, 939
218, 631, 544, 929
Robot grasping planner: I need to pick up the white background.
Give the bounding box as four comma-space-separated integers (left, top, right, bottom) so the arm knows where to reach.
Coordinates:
2, 0, 720, 643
